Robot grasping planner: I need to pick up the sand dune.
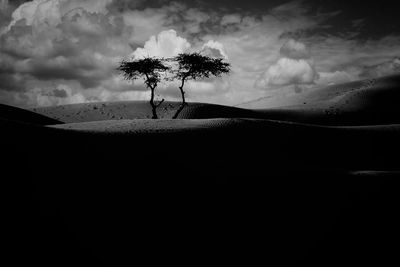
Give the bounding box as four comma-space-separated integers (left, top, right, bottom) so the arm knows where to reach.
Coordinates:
29, 74, 400, 126
6, 112, 399, 266
0, 103, 61, 125
49, 117, 400, 134
1, 114, 397, 173
3, 75, 400, 267
238, 77, 381, 109
0, 73, 397, 177
239, 74, 400, 125
31, 101, 261, 123
1, 73, 398, 174
31, 101, 178, 122
49, 118, 236, 133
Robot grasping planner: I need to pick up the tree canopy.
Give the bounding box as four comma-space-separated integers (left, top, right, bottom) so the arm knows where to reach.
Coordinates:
173, 52, 231, 81
118, 57, 169, 89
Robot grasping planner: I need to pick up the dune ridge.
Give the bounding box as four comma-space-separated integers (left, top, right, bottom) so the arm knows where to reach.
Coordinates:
2, 74, 400, 267
31, 101, 263, 123
28, 74, 400, 127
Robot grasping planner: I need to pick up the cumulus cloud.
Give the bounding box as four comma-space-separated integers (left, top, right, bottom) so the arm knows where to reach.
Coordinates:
3, 0, 112, 32
0, 0, 135, 107
129, 30, 230, 101
1, 0, 231, 107
130, 30, 228, 62
131, 29, 191, 59
256, 57, 318, 88
1, 0, 400, 108
280, 39, 310, 59
201, 40, 228, 59
255, 39, 318, 91
121, 7, 169, 45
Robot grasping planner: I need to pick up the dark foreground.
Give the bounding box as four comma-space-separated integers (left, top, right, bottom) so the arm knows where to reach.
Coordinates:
2, 116, 400, 266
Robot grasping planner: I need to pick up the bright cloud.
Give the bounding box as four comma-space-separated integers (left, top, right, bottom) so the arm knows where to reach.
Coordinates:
1, 0, 400, 108
130, 30, 230, 102
280, 39, 310, 60
3, 0, 112, 31
316, 71, 358, 86
201, 40, 228, 59
255, 40, 318, 91
131, 29, 191, 59
0, 0, 133, 107
256, 58, 318, 88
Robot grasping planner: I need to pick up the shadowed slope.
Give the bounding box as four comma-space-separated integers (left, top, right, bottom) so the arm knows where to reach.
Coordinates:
49, 118, 236, 133
1, 114, 399, 175
3, 116, 400, 267
0, 104, 62, 125
3, 74, 400, 267
240, 74, 400, 126
25, 116, 396, 172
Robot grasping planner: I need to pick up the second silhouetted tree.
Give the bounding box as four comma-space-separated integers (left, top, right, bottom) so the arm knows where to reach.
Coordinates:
172, 53, 231, 118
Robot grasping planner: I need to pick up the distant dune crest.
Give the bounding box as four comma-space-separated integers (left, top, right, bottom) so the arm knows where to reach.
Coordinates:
14, 73, 398, 127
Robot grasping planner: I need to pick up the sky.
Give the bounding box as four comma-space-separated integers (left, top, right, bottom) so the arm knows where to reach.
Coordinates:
1, 0, 400, 107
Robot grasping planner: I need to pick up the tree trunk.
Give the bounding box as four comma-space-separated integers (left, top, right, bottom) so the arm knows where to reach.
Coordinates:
173, 78, 187, 119
172, 103, 187, 119
179, 79, 186, 105
149, 86, 158, 119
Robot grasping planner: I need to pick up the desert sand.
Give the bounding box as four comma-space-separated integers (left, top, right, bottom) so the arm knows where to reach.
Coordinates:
30, 74, 400, 127
239, 75, 400, 125
2, 74, 400, 266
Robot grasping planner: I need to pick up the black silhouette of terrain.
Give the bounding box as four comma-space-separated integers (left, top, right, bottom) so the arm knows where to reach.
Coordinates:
2, 74, 400, 266
0, 103, 61, 125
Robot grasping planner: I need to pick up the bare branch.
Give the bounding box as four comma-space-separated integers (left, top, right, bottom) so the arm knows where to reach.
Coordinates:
156, 99, 165, 108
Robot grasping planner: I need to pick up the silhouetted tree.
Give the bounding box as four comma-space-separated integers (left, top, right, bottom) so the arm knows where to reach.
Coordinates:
118, 57, 169, 119
172, 53, 231, 118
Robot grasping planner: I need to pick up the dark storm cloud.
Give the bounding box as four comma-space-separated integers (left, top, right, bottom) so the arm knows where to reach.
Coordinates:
175, 0, 294, 13
21, 58, 109, 88
0, 0, 127, 106
0, 2, 11, 28
50, 88, 68, 98
188, 0, 400, 41
0, 0, 131, 94
0, 72, 26, 91
305, 0, 400, 39
1, 0, 400, 107
105, 0, 172, 12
